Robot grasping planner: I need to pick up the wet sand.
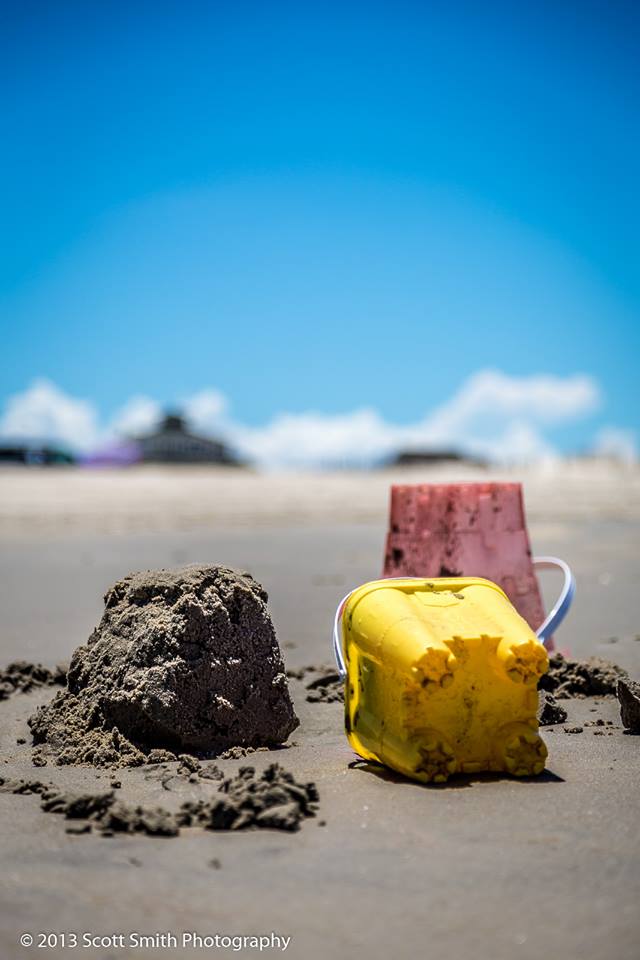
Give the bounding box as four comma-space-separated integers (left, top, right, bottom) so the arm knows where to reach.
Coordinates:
0, 464, 639, 959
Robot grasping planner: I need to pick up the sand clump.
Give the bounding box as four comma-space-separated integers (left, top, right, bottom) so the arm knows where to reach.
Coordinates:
539, 653, 627, 699
178, 764, 319, 832
0, 763, 318, 836
305, 668, 343, 704
0, 778, 180, 837
28, 565, 298, 767
538, 693, 568, 726
617, 678, 640, 732
144, 755, 225, 790
288, 665, 344, 703
0, 661, 66, 701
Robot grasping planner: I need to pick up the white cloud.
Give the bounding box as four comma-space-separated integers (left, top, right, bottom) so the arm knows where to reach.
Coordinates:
182, 388, 227, 434
392, 370, 599, 465
591, 426, 637, 464
232, 408, 397, 468
106, 389, 227, 441
0, 370, 622, 467
0, 379, 98, 451
406, 370, 600, 442
464, 421, 555, 464
232, 371, 600, 467
108, 396, 161, 438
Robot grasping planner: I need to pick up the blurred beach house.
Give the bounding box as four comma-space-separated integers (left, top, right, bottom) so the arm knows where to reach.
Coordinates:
136, 413, 238, 465
82, 412, 240, 467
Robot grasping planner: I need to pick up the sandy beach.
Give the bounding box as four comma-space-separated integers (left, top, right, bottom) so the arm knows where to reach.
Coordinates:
4, 1, 638, 956
1, 461, 639, 536
1, 463, 639, 960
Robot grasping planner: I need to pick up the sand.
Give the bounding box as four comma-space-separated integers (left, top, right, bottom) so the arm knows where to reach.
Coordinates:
538, 693, 568, 726
0, 460, 639, 537
0, 660, 66, 700
617, 678, 640, 732
0, 463, 639, 960
0, 763, 318, 836
177, 764, 319, 832
540, 653, 628, 698
29, 564, 297, 766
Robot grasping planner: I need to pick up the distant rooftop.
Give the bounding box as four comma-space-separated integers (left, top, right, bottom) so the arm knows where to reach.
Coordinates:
137, 412, 240, 465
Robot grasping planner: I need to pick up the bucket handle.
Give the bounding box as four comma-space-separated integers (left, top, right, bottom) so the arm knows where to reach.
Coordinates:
332, 558, 574, 677
332, 592, 351, 680
532, 556, 575, 647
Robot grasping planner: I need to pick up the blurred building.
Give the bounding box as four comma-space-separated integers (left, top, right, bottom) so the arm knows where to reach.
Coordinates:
137, 413, 239, 465
0, 442, 75, 465
390, 450, 487, 468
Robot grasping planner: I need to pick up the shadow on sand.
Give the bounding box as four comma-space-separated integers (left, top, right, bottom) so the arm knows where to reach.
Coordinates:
348, 757, 565, 789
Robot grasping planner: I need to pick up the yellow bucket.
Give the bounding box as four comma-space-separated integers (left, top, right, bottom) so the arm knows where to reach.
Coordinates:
334, 577, 549, 783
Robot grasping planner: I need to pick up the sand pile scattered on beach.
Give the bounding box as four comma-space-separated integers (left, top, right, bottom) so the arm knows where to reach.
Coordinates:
0, 661, 66, 700
540, 653, 627, 699
0, 763, 319, 836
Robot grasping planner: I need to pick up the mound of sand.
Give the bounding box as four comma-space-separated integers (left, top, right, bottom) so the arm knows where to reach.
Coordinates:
540, 653, 627, 699
29, 564, 298, 766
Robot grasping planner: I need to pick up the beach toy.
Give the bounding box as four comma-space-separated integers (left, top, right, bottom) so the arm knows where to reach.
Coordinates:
333, 570, 574, 783
383, 482, 559, 646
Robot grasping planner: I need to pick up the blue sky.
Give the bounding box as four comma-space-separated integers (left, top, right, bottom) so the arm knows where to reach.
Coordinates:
1, 1, 638, 462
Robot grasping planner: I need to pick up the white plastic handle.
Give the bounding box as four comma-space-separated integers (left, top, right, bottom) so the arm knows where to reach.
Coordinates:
332, 559, 575, 676
333, 592, 351, 680
532, 556, 575, 648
